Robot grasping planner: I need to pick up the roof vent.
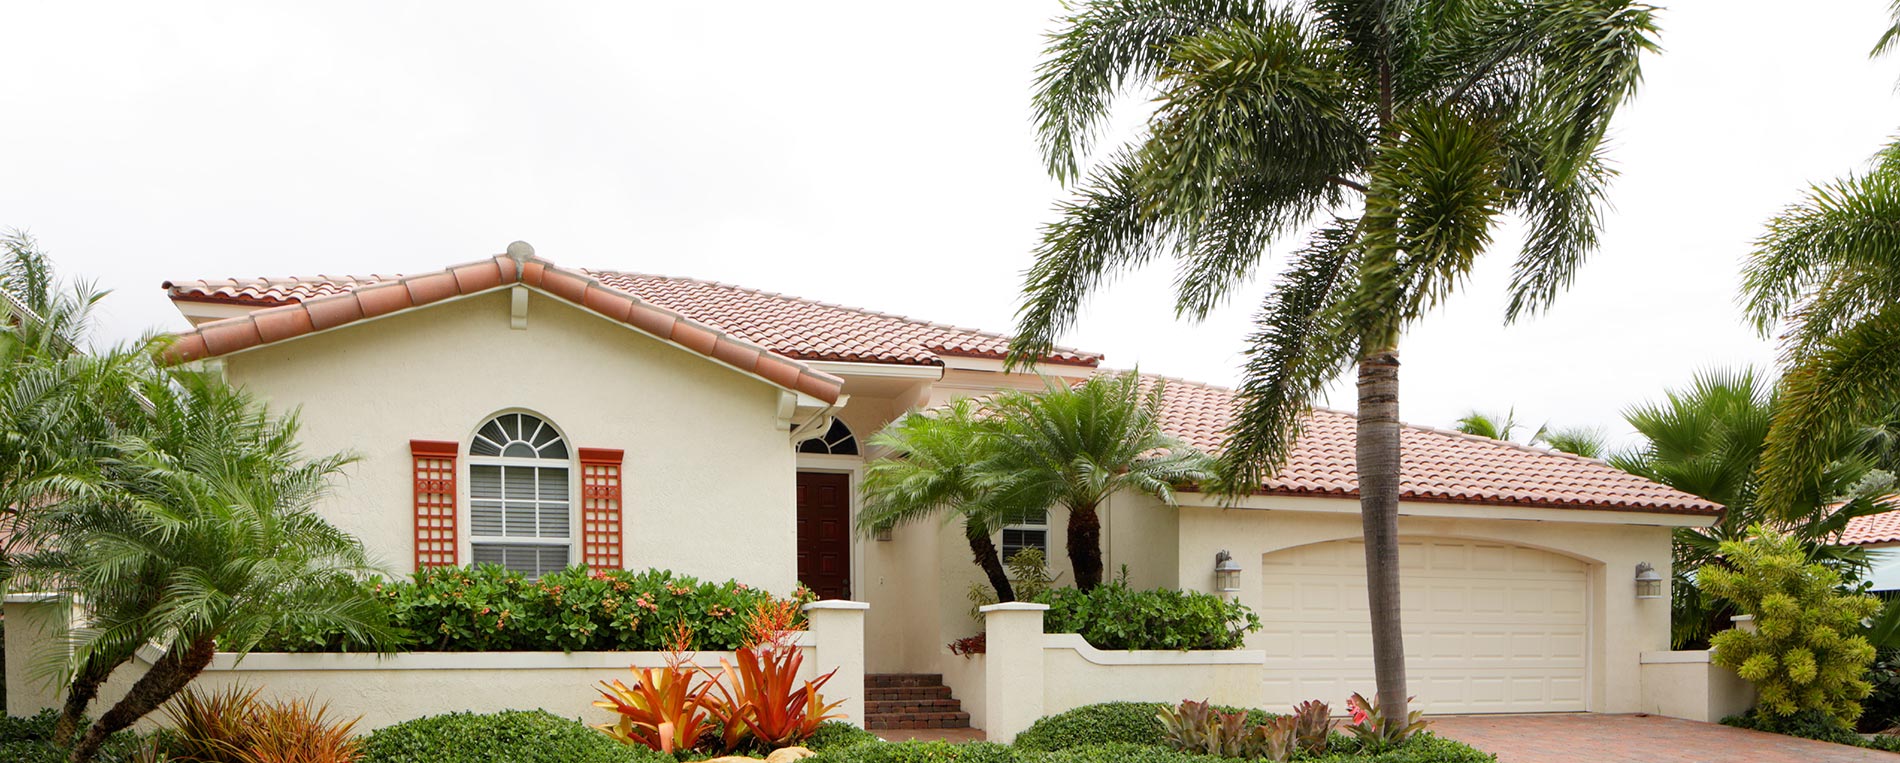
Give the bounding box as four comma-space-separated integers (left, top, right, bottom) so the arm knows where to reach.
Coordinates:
505, 241, 535, 276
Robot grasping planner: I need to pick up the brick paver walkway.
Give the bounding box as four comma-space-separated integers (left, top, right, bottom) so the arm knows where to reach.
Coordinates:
1432, 713, 1898, 762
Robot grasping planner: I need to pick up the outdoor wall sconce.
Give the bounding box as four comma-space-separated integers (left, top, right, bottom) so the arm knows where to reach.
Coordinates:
873, 526, 893, 542
1635, 562, 1664, 599
1215, 550, 1242, 593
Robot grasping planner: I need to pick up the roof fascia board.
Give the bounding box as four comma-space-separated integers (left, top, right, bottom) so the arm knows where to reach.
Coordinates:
939, 355, 1097, 375
805, 360, 945, 381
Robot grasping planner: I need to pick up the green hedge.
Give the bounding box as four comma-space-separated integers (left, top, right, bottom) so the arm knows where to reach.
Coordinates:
809, 740, 1017, 763
1037, 583, 1260, 651
814, 738, 1490, 763
0, 710, 150, 763
1009, 702, 1277, 752
360, 709, 670, 763
805, 721, 880, 751
262, 565, 811, 653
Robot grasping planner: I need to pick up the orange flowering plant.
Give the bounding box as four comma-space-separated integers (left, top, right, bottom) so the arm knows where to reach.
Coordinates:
705, 601, 846, 748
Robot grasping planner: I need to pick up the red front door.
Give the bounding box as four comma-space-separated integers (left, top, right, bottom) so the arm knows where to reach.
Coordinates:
796, 471, 851, 600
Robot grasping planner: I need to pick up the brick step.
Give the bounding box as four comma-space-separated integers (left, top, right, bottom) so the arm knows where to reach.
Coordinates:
866, 712, 972, 730
866, 685, 953, 701
865, 699, 965, 715
865, 673, 944, 688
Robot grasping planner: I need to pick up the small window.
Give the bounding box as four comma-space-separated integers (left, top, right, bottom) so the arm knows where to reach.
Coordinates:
797, 418, 858, 456
468, 412, 571, 578
1001, 508, 1048, 561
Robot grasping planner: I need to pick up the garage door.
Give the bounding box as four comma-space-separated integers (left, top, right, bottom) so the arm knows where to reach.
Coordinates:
1256, 538, 1588, 714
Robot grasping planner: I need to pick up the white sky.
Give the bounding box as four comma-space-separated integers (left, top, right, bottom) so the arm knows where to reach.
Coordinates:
4, 2, 1897, 446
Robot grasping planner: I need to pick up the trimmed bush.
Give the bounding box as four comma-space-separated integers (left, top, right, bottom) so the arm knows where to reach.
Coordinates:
1038, 583, 1260, 651
263, 565, 812, 653
805, 721, 879, 751
1011, 703, 1168, 751
808, 740, 1016, 763
0, 710, 150, 763
360, 709, 670, 763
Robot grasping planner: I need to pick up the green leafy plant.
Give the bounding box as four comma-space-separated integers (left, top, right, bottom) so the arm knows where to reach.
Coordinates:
1012, 703, 1168, 752
804, 740, 1015, 763
965, 548, 1065, 622
1038, 582, 1261, 651
1702, 530, 1879, 725
1344, 692, 1428, 752
359, 710, 665, 763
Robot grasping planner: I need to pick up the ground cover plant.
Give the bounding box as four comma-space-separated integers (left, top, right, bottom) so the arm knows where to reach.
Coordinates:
262, 565, 814, 653
1039, 581, 1260, 651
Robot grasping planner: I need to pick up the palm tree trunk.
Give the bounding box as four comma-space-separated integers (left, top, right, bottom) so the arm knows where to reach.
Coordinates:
966, 519, 1016, 602
1356, 347, 1409, 731
68, 636, 216, 763
1067, 501, 1103, 591
53, 653, 120, 745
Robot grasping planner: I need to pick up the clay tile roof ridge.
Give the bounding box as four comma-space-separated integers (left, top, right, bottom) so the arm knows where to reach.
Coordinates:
583, 268, 1104, 363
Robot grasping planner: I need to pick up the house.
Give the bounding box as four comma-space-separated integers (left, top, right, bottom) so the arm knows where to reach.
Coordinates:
1828, 496, 1900, 591
158, 243, 1720, 721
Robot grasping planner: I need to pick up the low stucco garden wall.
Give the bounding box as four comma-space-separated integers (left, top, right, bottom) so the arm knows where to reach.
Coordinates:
1638, 650, 1755, 723
965, 603, 1266, 743
4, 597, 868, 731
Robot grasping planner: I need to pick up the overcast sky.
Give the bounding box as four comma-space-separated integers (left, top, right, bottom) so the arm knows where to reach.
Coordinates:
5, 2, 1897, 445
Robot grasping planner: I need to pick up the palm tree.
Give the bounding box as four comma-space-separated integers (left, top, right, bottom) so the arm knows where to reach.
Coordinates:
1454, 409, 1522, 441
985, 373, 1217, 591
1746, 136, 1900, 520
1610, 367, 1878, 647
17, 370, 396, 762
1534, 425, 1607, 459
858, 399, 1022, 602
1007, 0, 1657, 723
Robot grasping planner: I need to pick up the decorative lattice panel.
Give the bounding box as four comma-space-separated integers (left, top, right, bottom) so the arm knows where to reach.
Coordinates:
410, 440, 460, 570
579, 448, 625, 571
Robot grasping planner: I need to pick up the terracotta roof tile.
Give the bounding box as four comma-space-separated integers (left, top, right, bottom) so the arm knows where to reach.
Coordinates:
1832, 496, 1900, 545
161, 256, 844, 404
1142, 375, 1722, 515
166, 269, 1102, 368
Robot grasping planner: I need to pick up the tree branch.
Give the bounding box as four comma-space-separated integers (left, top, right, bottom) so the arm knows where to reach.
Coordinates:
1329, 176, 1370, 194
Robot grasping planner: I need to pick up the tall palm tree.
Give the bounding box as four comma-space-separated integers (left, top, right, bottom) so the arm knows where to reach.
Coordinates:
1454, 409, 1522, 441
1746, 136, 1900, 520
17, 370, 396, 762
1007, 0, 1657, 722
985, 373, 1217, 591
858, 399, 1022, 602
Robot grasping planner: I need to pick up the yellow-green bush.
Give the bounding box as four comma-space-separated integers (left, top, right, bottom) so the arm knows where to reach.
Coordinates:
1701, 530, 1878, 725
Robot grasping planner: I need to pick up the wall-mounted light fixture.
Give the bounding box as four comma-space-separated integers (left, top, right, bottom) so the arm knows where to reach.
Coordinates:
1635, 562, 1663, 599
874, 526, 893, 542
1215, 550, 1242, 593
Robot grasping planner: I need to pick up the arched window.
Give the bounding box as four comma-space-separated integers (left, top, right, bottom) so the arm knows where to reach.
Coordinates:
796, 418, 858, 456
468, 412, 572, 578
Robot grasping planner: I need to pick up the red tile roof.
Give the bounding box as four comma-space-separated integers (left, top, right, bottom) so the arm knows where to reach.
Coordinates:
1146, 376, 1722, 515
162, 256, 846, 404
1832, 496, 1900, 545
165, 269, 1102, 368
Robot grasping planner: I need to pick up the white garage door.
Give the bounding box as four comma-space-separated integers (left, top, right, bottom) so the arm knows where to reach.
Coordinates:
1256, 538, 1588, 714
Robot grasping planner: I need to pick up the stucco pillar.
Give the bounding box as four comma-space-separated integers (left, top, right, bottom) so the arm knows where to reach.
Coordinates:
804, 600, 870, 728
981, 602, 1047, 744
5, 593, 72, 717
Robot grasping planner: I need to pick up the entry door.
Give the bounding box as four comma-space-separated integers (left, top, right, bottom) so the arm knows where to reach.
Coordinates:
796, 472, 852, 600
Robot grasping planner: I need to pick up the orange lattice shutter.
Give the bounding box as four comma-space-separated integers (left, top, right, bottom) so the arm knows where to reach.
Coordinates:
579, 448, 625, 571
410, 440, 459, 570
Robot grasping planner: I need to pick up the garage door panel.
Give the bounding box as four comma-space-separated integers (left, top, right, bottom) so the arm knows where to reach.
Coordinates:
1257, 538, 1588, 714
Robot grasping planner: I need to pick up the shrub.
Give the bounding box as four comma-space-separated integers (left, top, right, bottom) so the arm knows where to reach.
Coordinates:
1723, 708, 1863, 746
808, 740, 1015, 763
1012, 702, 1167, 751
263, 565, 812, 653
804, 721, 878, 751
1037, 583, 1260, 651
0, 710, 151, 763
1701, 531, 1879, 725
359, 710, 668, 763
1343, 693, 1429, 753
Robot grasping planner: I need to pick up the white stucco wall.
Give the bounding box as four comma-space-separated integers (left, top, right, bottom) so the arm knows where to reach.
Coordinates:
218, 290, 798, 591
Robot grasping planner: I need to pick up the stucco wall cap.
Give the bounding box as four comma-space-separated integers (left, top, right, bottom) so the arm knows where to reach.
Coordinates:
979, 602, 1050, 613
803, 600, 870, 611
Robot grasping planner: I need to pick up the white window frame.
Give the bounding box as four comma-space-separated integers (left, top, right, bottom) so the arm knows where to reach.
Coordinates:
464, 411, 578, 578
1000, 508, 1050, 562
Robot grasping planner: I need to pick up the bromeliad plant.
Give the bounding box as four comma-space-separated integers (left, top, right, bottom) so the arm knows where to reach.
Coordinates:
594, 602, 845, 754
1156, 699, 1334, 762
1346, 692, 1429, 752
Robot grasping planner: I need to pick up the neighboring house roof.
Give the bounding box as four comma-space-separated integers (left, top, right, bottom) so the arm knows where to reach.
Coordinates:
165, 269, 1102, 368
1147, 376, 1723, 515
1831, 496, 1900, 545
161, 255, 846, 404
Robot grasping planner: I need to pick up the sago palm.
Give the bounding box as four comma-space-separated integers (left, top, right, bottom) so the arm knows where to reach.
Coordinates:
18, 370, 396, 762
858, 399, 1024, 602
1008, 0, 1657, 722
984, 372, 1217, 591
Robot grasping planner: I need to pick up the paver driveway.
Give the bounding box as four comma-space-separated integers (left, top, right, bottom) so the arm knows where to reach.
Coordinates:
1432, 713, 1898, 762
